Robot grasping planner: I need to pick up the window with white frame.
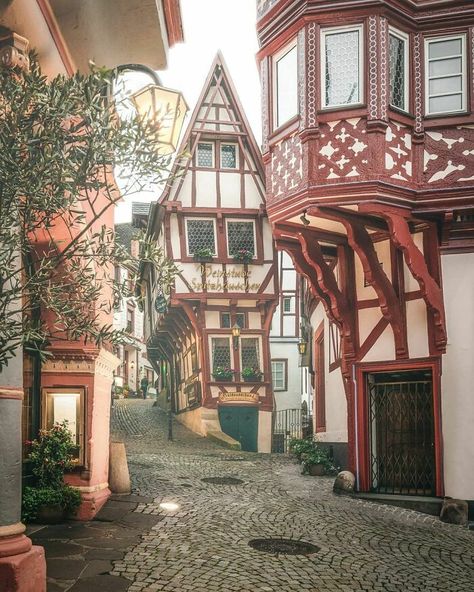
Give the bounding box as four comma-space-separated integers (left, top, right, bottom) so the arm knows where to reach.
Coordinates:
211, 337, 231, 370
322, 25, 363, 108
389, 28, 409, 111
271, 360, 287, 391
220, 143, 237, 168
425, 35, 466, 115
186, 218, 216, 256
226, 220, 256, 258
241, 337, 260, 369
283, 296, 293, 313
273, 41, 298, 128
197, 142, 214, 167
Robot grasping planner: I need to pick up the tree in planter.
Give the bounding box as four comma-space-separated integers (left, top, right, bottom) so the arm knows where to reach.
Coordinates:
0, 56, 178, 369
22, 421, 82, 522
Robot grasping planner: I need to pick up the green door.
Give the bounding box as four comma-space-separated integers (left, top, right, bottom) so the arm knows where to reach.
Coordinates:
218, 406, 258, 452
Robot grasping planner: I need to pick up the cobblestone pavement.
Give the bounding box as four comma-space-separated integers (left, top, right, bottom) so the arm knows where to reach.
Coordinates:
110, 400, 474, 592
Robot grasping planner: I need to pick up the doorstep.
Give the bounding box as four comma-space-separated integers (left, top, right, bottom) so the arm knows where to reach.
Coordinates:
351, 492, 442, 517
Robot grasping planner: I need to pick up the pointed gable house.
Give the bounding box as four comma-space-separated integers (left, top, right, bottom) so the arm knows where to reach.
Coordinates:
142, 53, 278, 452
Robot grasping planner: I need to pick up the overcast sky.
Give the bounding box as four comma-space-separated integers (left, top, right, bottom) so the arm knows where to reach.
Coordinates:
116, 0, 261, 223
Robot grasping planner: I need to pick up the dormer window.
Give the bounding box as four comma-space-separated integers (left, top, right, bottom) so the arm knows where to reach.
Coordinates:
221, 143, 237, 168
273, 40, 298, 129
389, 28, 409, 112
425, 35, 466, 115
321, 25, 363, 109
197, 142, 214, 167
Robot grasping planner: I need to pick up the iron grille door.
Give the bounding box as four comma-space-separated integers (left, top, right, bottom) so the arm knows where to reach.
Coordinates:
368, 374, 435, 496
272, 409, 313, 453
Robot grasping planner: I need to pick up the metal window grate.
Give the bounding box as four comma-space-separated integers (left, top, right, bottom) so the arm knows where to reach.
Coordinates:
197, 142, 213, 167
368, 376, 435, 496
227, 221, 255, 257
221, 144, 236, 168
212, 338, 231, 369
241, 338, 259, 369
187, 219, 216, 255
389, 33, 406, 110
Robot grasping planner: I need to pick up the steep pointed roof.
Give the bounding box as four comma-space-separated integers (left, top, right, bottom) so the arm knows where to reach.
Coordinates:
158, 51, 264, 205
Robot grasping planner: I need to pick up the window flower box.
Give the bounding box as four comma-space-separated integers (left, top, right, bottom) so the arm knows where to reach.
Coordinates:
212, 366, 235, 382
232, 249, 254, 264
241, 367, 263, 383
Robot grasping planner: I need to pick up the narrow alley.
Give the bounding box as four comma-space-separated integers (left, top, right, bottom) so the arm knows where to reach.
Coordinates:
105, 400, 473, 592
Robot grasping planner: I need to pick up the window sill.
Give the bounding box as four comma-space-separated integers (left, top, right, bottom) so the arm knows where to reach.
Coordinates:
268, 116, 300, 146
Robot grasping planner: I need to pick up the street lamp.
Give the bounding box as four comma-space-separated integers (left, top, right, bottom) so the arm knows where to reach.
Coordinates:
232, 323, 241, 351
298, 338, 307, 355
115, 64, 189, 154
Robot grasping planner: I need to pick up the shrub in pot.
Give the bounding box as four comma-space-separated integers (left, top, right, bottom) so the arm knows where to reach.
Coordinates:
241, 366, 263, 382
212, 366, 235, 382
289, 438, 315, 461
22, 421, 81, 523
193, 247, 214, 262
232, 248, 254, 264
301, 447, 338, 477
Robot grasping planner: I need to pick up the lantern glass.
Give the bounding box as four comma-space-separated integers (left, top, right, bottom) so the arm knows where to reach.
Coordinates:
131, 84, 189, 154
298, 339, 307, 355
232, 324, 241, 338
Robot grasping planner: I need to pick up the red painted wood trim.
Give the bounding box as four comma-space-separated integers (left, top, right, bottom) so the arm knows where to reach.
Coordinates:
36, 0, 75, 76
162, 0, 184, 47
358, 317, 390, 360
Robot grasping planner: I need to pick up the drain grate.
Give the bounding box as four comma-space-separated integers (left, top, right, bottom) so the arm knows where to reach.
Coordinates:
248, 538, 319, 556
201, 477, 244, 485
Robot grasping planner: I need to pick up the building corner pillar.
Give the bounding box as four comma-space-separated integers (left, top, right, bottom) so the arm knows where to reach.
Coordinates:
0, 387, 46, 592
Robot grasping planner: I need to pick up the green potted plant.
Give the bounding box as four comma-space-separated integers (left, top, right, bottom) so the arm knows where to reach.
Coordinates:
212, 366, 235, 382
22, 421, 82, 523
193, 247, 215, 262
289, 438, 315, 461
232, 248, 254, 263
301, 446, 338, 477
241, 366, 263, 382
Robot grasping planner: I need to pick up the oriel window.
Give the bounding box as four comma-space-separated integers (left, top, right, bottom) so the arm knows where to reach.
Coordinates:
389, 29, 409, 112
273, 41, 298, 128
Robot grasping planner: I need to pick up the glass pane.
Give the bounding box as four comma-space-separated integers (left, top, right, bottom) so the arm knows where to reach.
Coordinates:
221, 144, 236, 168
227, 221, 255, 257
241, 338, 260, 369
221, 313, 231, 328
276, 45, 298, 127
325, 29, 360, 106
429, 38, 462, 59
429, 57, 462, 77
429, 93, 463, 113
212, 338, 231, 369
389, 34, 406, 109
197, 143, 213, 167
429, 75, 462, 95
187, 219, 215, 254
236, 313, 246, 328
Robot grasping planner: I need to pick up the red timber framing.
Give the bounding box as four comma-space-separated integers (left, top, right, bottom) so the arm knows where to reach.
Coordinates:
314, 321, 325, 433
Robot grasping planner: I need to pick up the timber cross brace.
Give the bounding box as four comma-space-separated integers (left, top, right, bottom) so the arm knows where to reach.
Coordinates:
359, 204, 447, 353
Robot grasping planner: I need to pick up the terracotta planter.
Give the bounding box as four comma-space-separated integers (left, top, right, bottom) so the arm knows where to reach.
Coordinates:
308, 463, 326, 477
37, 504, 65, 524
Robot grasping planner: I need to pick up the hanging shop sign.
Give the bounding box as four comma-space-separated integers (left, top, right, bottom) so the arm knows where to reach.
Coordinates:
219, 391, 259, 403
154, 294, 168, 314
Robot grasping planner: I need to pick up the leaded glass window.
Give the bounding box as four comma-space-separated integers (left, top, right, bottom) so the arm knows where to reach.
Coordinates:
322, 27, 362, 108
425, 35, 466, 115
389, 30, 408, 111
274, 42, 298, 128
186, 219, 216, 256
241, 338, 260, 369
221, 144, 237, 168
212, 337, 231, 370
197, 142, 214, 167
227, 221, 255, 258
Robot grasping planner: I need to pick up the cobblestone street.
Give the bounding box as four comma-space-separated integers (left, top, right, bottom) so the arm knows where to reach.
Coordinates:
109, 400, 474, 592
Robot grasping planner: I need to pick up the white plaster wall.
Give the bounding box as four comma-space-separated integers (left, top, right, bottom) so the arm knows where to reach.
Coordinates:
170, 216, 181, 257
310, 304, 347, 443
406, 299, 429, 359
176, 407, 205, 436
196, 171, 217, 206
220, 173, 241, 208
441, 252, 474, 500
178, 174, 192, 207
258, 410, 272, 453
205, 310, 220, 329
244, 175, 262, 209
269, 339, 301, 410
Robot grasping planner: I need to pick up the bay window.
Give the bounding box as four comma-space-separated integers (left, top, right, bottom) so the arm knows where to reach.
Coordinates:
322, 25, 363, 108
425, 35, 466, 115
273, 40, 298, 128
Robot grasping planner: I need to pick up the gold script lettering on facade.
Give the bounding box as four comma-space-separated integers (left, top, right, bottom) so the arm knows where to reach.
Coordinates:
192, 265, 261, 292
218, 391, 259, 403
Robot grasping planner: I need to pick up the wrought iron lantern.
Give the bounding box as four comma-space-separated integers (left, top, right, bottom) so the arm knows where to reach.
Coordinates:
232, 323, 241, 350
298, 337, 308, 355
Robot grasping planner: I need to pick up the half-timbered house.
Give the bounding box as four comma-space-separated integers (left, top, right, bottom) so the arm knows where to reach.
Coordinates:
141, 54, 278, 452
257, 0, 474, 507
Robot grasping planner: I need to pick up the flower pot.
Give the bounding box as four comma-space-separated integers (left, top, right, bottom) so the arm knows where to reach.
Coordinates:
37, 504, 65, 524
215, 377, 233, 382
243, 375, 261, 383
308, 463, 326, 477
